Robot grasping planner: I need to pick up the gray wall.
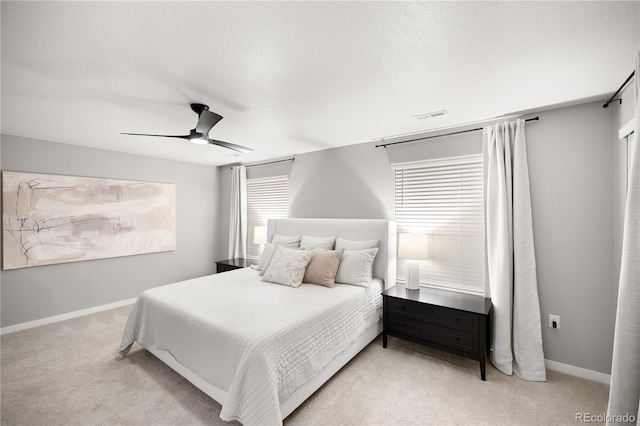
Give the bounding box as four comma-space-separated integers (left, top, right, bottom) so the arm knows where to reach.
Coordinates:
219, 100, 619, 374
1, 134, 220, 327
289, 142, 394, 220
526, 101, 615, 374
216, 145, 395, 253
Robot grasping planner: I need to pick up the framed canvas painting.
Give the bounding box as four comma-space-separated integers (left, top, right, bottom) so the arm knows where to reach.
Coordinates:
2, 171, 176, 270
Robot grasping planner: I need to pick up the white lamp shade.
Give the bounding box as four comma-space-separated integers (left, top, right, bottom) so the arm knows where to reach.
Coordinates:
398, 233, 429, 260
253, 226, 267, 245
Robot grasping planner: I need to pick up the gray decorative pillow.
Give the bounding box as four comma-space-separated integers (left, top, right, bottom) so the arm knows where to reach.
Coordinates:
300, 235, 336, 250
257, 243, 277, 276
335, 248, 379, 287
262, 245, 312, 288
271, 233, 302, 248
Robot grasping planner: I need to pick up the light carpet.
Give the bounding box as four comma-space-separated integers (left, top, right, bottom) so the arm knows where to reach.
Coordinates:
1, 305, 609, 425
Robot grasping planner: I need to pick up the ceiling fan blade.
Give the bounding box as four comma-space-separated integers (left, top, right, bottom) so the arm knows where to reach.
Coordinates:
195, 110, 223, 134
121, 132, 190, 140
121, 104, 247, 153
208, 138, 253, 153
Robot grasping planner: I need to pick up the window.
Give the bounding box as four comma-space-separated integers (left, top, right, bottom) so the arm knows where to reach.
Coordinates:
394, 154, 484, 295
246, 175, 288, 259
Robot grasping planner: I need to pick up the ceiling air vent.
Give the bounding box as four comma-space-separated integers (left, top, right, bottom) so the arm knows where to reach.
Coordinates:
414, 110, 448, 120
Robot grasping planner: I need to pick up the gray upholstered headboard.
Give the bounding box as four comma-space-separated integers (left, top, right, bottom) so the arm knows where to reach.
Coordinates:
266, 218, 396, 290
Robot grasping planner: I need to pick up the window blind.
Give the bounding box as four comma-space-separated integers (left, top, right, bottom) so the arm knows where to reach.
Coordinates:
394, 154, 484, 295
246, 175, 288, 259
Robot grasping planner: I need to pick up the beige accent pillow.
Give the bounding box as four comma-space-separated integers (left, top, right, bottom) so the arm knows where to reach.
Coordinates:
303, 249, 344, 288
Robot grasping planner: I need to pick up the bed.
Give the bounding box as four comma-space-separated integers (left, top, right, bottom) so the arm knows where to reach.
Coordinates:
119, 218, 396, 425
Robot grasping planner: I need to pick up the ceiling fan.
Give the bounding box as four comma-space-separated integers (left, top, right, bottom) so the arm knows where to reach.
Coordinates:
122, 103, 253, 153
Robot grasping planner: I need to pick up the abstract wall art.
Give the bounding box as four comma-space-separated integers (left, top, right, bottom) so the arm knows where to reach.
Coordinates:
2, 171, 176, 270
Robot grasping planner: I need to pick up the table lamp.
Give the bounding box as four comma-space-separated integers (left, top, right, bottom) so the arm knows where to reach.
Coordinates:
253, 226, 267, 254
398, 233, 429, 290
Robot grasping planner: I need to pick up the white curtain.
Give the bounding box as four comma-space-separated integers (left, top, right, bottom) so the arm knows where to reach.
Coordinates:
607, 52, 640, 425
483, 119, 546, 381
229, 165, 247, 259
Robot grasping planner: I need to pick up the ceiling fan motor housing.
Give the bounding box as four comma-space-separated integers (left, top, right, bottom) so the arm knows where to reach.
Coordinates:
190, 103, 209, 114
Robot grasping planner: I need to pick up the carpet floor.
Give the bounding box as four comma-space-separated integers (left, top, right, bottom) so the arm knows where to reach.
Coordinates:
1, 305, 609, 425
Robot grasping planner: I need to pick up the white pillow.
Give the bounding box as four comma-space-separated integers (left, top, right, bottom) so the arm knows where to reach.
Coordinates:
335, 248, 379, 287
300, 235, 336, 250
262, 245, 312, 288
271, 233, 301, 248
257, 243, 277, 276
335, 237, 380, 250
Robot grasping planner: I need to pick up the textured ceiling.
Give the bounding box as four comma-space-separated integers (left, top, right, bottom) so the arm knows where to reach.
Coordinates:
2, 1, 638, 166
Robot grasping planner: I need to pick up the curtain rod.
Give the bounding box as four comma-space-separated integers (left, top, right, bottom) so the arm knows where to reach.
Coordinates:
375, 117, 540, 149
231, 157, 295, 169
603, 70, 635, 108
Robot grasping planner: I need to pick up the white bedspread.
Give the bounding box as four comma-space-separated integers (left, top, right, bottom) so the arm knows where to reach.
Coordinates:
119, 268, 382, 425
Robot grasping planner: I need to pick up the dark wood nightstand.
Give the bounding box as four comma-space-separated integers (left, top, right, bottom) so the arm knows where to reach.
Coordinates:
215, 258, 258, 273
382, 284, 492, 380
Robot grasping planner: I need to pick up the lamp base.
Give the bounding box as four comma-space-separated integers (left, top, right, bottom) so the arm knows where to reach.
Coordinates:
405, 260, 421, 290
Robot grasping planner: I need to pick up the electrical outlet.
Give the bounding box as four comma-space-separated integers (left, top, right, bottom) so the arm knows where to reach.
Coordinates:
549, 314, 560, 329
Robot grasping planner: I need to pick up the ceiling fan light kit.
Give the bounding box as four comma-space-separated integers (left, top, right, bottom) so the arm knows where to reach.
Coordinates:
189, 135, 209, 145
122, 103, 253, 153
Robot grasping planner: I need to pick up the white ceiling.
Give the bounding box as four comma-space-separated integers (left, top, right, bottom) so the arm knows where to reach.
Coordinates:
2, 1, 638, 166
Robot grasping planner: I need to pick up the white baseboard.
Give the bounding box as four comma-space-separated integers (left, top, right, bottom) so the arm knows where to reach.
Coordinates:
545, 359, 611, 385
0, 298, 137, 336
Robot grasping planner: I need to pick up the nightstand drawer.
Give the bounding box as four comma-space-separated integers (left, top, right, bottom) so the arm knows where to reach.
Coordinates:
388, 317, 479, 354
388, 298, 478, 333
